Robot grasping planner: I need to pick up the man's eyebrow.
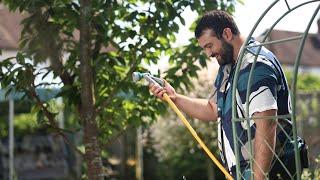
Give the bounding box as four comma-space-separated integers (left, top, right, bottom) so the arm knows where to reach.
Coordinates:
203, 43, 213, 48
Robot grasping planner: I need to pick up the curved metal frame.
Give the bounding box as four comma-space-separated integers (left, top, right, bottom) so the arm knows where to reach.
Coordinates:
231, 0, 320, 179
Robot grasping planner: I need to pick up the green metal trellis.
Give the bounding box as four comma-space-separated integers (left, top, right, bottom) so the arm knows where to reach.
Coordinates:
231, 0, 320, 179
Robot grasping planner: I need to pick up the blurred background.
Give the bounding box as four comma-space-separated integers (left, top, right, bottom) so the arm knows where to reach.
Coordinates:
0, 0, 319, 179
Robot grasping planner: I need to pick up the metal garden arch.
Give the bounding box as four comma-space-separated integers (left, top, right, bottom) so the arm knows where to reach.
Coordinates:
231, 0, 320, 179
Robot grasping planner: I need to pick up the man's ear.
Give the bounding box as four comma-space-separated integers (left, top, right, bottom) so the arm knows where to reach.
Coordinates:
222, 28, 233, 41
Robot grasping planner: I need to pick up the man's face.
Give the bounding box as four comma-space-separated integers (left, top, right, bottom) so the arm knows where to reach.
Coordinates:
198, 29, 234, 66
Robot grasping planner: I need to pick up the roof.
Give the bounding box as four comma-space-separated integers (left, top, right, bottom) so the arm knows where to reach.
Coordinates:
0, 5, 25, 50
258, 29, 320, 67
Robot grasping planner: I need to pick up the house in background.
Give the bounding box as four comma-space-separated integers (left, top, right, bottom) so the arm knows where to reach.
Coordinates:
258, 18, 320, 73
0, 4, 24, 58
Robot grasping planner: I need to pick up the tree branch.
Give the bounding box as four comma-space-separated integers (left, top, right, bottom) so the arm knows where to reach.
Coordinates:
48, 47, 74, 86
30, 83, 85, 157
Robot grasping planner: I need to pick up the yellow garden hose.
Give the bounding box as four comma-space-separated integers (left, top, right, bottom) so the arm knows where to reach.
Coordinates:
162, 93, 234, 180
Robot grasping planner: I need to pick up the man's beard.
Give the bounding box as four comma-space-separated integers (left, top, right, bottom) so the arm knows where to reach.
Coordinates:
217, 40, 234, 66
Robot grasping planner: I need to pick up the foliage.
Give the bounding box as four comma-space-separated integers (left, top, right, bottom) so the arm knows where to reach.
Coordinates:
0, 0, 238, 148
301, 154, 320, 180
0, 0, 236, 143
285, 71, 320, 91
0, 0, 238, 177
147, 115, 222, 179
14, 113, 39, 134
285, 72, 320, 179
0, 101, 39, 137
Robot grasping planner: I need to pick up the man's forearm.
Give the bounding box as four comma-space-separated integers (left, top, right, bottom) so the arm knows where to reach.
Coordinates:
253, 110, 277, 179
253, 127, 276, 179
173, 93, 217, 121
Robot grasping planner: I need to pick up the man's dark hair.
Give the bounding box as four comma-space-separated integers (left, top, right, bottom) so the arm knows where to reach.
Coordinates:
195, 10, 240, 39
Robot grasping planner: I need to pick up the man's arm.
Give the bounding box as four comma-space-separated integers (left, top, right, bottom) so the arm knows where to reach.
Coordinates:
173, 94, 217, 121
149, 82, 217, 121
253, 109, 277, 180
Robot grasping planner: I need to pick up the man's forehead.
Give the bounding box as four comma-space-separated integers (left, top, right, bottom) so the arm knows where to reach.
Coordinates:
201, 29, 217, 38
198, 29, 218, 47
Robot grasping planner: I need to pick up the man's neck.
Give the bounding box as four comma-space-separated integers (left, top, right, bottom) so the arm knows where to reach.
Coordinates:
232, 35, 246, 63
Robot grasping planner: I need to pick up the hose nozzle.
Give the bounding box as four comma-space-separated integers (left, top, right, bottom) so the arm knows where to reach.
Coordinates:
132, 72, 164, 87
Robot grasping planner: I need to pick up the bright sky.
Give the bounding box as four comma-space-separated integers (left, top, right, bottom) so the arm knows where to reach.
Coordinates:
234, 0, 319, 37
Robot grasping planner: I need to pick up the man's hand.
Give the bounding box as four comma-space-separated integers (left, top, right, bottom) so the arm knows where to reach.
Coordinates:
149, 79, 217, 121
149, 80, 177, 101
253, 109, 277, 180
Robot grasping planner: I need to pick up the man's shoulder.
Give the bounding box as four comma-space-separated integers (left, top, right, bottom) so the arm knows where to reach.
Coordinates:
239, 39, 279, 72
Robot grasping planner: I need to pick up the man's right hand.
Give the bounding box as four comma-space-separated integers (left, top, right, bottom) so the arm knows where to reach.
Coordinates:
149, 79, 217, 121
149, 80, 177, 101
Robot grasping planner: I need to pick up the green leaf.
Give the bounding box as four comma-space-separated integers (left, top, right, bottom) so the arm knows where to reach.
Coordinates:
16, 52, 25, 64
199, 55, 207, 67
36, 110, 46, 124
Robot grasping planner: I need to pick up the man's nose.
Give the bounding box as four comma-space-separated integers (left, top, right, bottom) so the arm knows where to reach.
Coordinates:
205, 49, 212, 57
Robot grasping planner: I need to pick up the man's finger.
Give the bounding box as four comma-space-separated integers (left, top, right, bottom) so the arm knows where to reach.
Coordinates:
149, 84, 158, 92
154, 87, 163, 94
158, 90, 166, 97
149, 82, 156, 89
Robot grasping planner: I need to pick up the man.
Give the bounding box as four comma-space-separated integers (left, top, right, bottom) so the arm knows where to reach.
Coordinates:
150, 10, 307, 179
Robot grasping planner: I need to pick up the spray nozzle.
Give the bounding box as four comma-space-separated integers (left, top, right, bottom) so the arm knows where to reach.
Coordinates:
132, 72, 164, 87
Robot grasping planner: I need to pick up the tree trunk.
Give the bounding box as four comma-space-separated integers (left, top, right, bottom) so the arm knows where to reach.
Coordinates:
79, 0, 104, 179
136, 127, 144, 180
83, 120, 104, 179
